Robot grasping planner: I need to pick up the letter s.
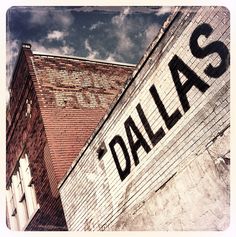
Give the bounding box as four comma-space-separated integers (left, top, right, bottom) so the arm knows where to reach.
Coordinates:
190, 23, 230, 78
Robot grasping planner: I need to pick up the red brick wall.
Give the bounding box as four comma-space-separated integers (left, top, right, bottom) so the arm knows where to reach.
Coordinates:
6, 46, 133, 231
6, 47, 67, 230
30, 54, 134, 184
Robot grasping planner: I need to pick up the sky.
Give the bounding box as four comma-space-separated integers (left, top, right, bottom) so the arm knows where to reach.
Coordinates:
6, 6, 172, 89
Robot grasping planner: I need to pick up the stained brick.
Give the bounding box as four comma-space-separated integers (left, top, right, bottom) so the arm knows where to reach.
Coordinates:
6, 45, 134, 230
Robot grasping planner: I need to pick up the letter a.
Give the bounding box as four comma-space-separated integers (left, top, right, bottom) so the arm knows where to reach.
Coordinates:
125, 116, 151, 166
168, 55, 210, 112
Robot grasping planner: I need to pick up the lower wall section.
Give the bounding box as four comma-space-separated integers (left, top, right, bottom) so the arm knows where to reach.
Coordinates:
110, 127, 230, 231
25, 195, 67, 231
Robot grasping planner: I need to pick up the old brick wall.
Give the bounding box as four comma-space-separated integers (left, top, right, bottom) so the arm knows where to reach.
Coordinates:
6, 46, 134, 230
30, 55, 134, 185
59, 6, 230, 231
6, 47, 67, 230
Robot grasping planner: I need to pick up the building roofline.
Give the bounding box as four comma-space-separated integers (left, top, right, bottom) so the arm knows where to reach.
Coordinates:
32, 51, 136, 67
8, 43, 32, 90
58, 6, 182, 189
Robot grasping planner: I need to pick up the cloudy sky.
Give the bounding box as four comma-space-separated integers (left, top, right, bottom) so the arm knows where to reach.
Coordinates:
6, 6, 172, 88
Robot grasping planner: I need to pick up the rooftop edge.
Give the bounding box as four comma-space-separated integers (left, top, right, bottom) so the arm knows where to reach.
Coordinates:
32, 51, 136, 67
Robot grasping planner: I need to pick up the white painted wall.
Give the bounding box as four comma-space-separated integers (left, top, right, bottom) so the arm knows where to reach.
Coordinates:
59, 6, 230, 231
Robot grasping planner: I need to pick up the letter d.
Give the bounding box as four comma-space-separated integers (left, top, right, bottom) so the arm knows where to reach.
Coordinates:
109, 135, 131, 181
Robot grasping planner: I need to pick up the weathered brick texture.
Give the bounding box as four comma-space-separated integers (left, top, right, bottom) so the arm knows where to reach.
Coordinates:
112, 127, 230, 230
59, 6, 230, 231
30, 55, 134, 185
6, 46, 134, 230
6, 47, 67, 230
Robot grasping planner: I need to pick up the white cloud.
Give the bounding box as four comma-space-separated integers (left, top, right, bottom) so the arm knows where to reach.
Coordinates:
61, 46, 75, 55
155, 7, 173, 16
84, 39, 100, 59
6, 39, 20, 87
116, 31, 133, 53
111, 7, 134, 54
123, 7, 130, 15
6, 38, 21, 104
29, 9, 49, 25
58, 14, 74, 28
29, 41, 75, 55
105, 55, 116, 62
104, 53, 117, 62
47, 30, 68, 41
89, 21, 104, 31
6, 39, 19, 68
112, 7, 130, 26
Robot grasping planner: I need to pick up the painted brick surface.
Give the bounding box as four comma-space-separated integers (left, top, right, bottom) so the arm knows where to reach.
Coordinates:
111, 127, 230, 230
59, 6, 230, 231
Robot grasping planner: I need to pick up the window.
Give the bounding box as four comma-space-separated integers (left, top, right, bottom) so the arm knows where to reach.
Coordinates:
6, 186, 19, 230
16, 170, 25, 202
19, 154, 38, 217
6, 154, 39, 230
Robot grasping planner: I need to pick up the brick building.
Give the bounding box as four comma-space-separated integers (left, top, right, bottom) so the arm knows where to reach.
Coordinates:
6, 44, 134, 231
58, 6, 230, 230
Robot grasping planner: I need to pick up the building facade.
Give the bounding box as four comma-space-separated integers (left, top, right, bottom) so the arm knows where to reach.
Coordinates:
6, 44, 134, 230
58, 6, 230, 230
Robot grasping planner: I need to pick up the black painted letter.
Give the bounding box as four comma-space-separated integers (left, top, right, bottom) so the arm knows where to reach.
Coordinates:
168, 55, 210, 112
125, 116, 151, 166
136, 103, 166, 146
149, 84, 182, 130
190, 23, 230, 78
109, 135, 131, 181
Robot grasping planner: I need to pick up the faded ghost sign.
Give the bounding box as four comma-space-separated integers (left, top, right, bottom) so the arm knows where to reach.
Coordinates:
107, 23, 230, 181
